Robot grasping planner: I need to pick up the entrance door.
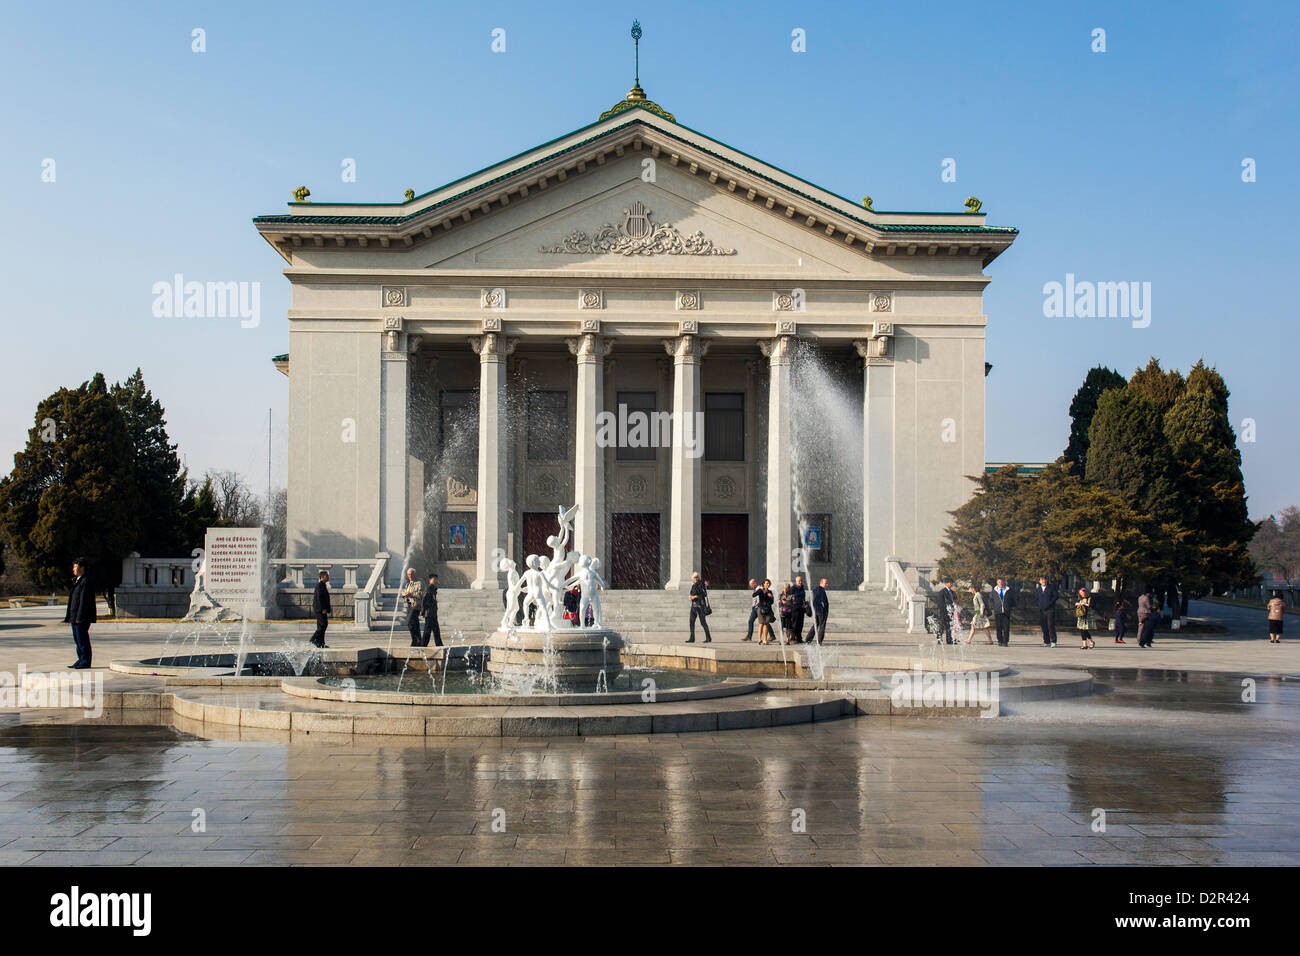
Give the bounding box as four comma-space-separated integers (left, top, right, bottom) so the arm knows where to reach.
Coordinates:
611, 513, 660, 588
522, 512, 570, 563
702, 514, 748, 588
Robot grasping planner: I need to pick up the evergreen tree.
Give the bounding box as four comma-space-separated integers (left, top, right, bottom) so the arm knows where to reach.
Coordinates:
110, 368, 188, 554
1062, 366, 1127, 473
1084, 387, 1173, 519
0, 374, 142, 603
1163, 361, 1256, 593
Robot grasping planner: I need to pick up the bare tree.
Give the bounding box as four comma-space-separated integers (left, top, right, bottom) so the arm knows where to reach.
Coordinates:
205, 470, 263, 527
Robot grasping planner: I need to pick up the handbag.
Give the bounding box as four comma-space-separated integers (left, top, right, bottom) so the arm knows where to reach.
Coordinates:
700, 595, 712, 616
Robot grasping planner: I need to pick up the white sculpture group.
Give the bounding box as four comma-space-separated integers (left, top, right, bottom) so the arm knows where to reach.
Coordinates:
498, 504, 607, 631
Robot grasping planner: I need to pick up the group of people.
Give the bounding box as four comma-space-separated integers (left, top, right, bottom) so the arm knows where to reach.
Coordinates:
397, 568, 442, 647
738, 575, 829, 646
931, 576, 1174, 650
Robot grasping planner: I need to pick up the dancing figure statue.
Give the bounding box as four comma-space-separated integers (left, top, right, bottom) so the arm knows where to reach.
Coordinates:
567, 555, 607, 629
498, 556, 521, 627
518, 556, 554, 631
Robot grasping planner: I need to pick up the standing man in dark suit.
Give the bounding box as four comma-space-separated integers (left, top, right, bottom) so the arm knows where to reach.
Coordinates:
1035, 576, 1058, 646
743, 578, 759, 642
421, 573, 442, 647
809, 578, 830, 644
686, 572, 711, 643
990, 578, 1014, 646
63, 557, 95, 669
310, 570, 330, 648
790, 574, 808, 644
936, 579, 957, 644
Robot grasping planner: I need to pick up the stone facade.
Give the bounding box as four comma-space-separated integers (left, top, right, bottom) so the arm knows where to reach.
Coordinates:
255, 106, 1016, 590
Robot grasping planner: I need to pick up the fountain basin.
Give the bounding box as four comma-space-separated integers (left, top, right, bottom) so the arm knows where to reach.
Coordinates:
485, 627, 624, 686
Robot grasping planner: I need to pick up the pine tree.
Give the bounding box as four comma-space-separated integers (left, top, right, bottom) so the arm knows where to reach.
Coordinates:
0, 374, 142, 602
111, 368, 188, 554
1062, 366, 1127, 473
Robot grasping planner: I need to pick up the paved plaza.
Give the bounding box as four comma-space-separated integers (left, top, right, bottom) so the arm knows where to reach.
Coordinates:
0, 600, 1296, 865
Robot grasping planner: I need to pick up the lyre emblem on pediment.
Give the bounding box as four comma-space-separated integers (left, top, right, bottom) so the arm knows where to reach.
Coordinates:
622, 201, 653, 240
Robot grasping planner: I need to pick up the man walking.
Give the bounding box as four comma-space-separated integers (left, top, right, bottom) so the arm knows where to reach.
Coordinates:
809, 578, 829, 644
310, 570, 331, 648
400, 567, 423, 647
63, 557, 95, 669
790, 575, 808, 644
421, 572, 442, 647
1035, 576, 1059, 646
743, 578, 759, 641
990, 578, 1014, 646
687, 572, 711, 643
936, 579, 957, 644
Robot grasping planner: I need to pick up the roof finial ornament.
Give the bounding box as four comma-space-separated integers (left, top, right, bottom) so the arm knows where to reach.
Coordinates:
598, 19, 675, 123
632, 20, 642, 86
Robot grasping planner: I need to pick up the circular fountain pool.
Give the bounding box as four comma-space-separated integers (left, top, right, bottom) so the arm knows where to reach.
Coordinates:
320, 666, 723, 697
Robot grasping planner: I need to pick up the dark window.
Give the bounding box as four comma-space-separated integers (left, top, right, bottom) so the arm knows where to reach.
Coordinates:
527, 390, 569, 461
439, 389, 478, 459
439, 512, 477, 562
705, 392, 744, 461
800, 514, 831, 564
615, 391, 660, 461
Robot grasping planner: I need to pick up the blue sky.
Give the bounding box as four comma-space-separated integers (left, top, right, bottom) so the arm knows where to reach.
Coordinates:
1, 0, 1295, 517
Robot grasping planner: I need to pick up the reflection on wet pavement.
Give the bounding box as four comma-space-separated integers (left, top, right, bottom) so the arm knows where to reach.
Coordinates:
0, 669, 1296, 865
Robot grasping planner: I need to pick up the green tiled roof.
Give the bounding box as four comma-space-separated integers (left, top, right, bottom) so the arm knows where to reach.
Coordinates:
254, 109, 1018, 237
272, 353, 288, 362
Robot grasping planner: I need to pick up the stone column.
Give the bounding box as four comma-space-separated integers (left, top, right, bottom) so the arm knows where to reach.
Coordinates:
760, 334, 795, 586
567, 333, 610, 567
379, 328, 410, 586
855, 337, 895, 586
470, 332, 515, 589
663, 334, 708, 590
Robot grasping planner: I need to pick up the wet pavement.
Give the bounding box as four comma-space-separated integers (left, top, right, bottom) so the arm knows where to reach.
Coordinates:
1, 668, 1296, 865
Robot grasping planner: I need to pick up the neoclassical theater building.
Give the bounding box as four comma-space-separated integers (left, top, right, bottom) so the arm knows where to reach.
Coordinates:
254, 80, 1017, 592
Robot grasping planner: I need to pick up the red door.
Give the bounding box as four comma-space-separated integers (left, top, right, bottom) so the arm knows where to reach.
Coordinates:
611, 513, 660, 588
522, 512, 570, 563
702, 514, 748, 588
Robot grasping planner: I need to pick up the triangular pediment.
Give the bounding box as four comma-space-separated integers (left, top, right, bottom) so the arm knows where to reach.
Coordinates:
254, 109, 1017, 268
431, 166, 855, 275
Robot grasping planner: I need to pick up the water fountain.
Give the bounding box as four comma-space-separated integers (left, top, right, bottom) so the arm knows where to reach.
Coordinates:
485, 504, 624, 691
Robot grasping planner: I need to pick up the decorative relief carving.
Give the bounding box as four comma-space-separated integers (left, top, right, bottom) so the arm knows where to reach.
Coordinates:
446, 475, 477, 506
870, 292, 893, 313
581, 318, 601, 333
533, 472, 559, 500
482, 316, 502, 332
381, 286, 407, 308
539, 201, 736, 257
663, 335, 711, 361
579, 290, 603, 310
382, 316, 403, 332
774, 292, 795, 311
776, 319, 797, 336
676, 290, 700, 311
714, 475, 737, 500
481, 287, 506, 310
625, 475, 648, 501
873, 321, 893, 337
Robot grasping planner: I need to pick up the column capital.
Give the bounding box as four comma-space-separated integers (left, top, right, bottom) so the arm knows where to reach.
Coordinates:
662, 335, 710, 363
758, 334, 796, 363
565, 333, 613, 361
468, 333, 517, 361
